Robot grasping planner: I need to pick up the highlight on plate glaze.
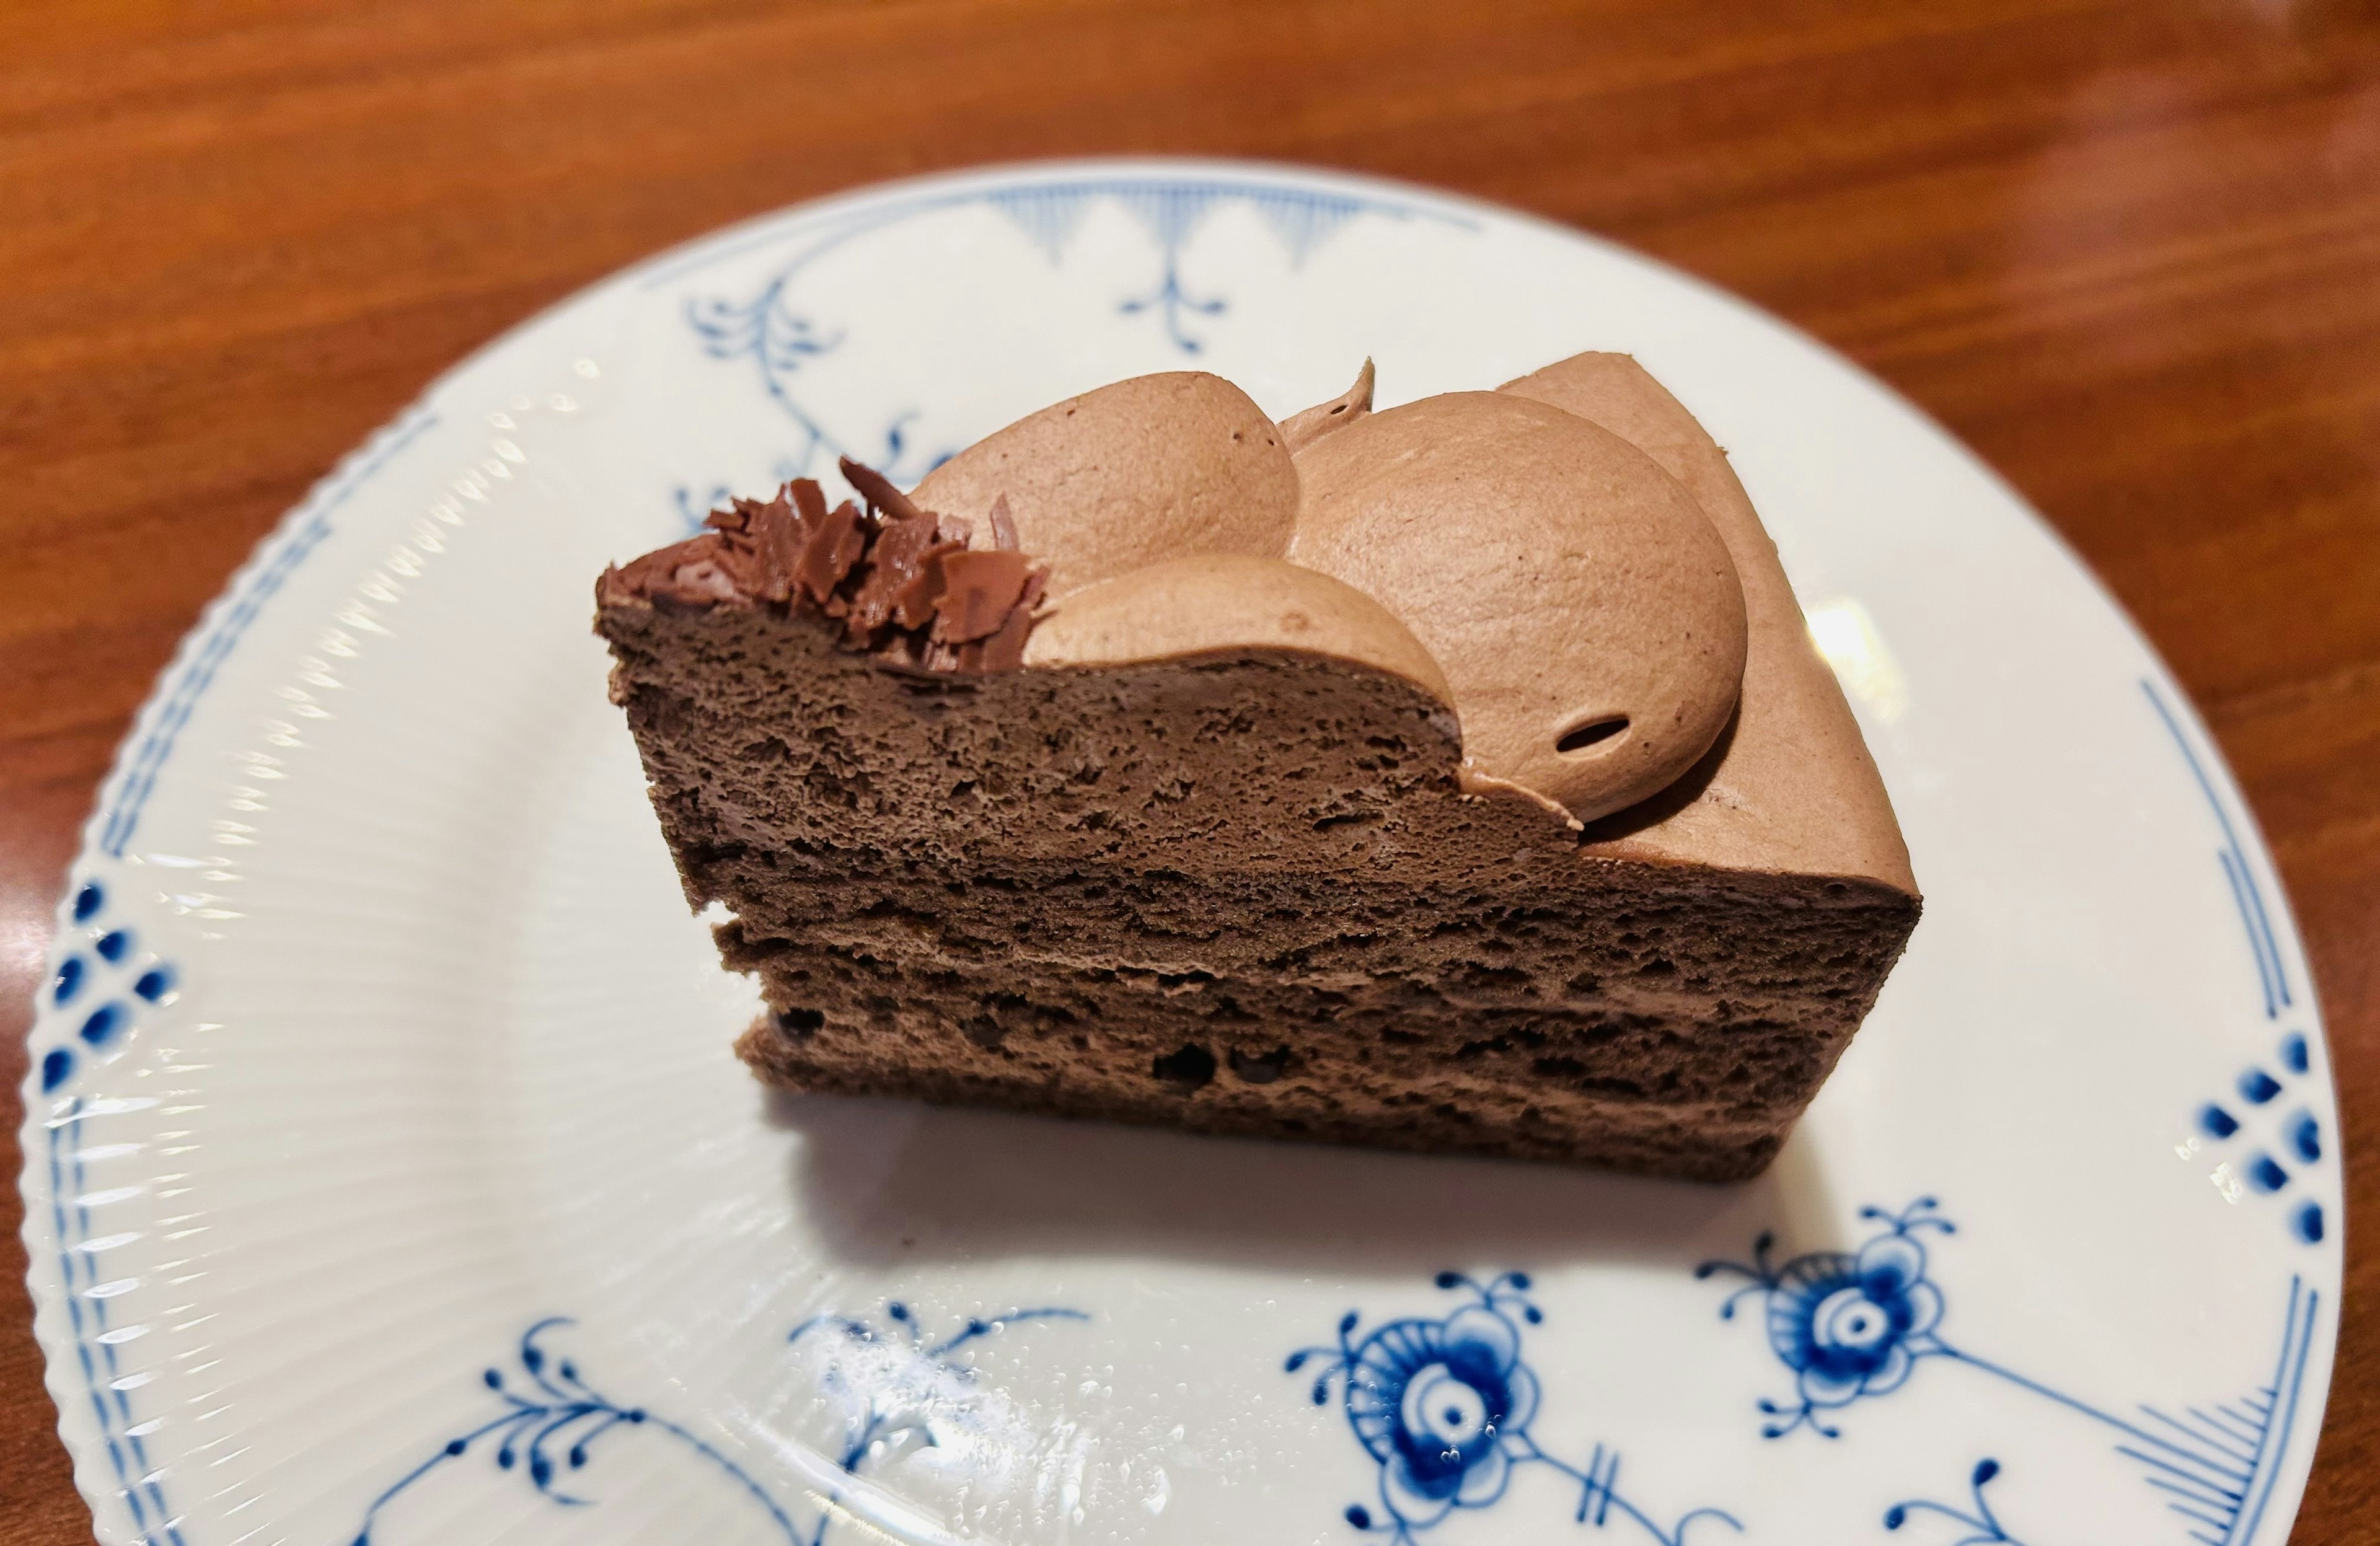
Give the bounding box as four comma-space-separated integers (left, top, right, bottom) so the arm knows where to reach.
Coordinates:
94, 408, 442, 861
1698, 1200, 2321, 1545
785, 1299, 1091, 1522
355, 1302, 1086, 1546
30, 387, 601, 1546
1287, 1272, 1743, 1546
681, 174, 1466, 483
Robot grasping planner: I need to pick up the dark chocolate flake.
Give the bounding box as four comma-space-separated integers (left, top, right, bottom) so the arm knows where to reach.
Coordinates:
603, 532, 751, 606
748, 493, 803, 604
847, 512, 963, 641
970, 566, 1049, 672
933, 550, 1033, 644
972, 600, 1037, 672
706, 495, 769, 536
839, 455, 925, 522
602, 461, 1042, 676
797, 499, 868, 604
892, 542, 966, 630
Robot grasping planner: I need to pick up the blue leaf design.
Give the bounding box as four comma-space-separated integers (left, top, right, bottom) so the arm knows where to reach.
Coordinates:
354, 1302, 1086, 1544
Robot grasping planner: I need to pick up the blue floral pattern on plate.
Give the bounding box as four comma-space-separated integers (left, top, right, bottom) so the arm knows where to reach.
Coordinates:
355, 1302, 1085, 1545
34, 878, 180, 1094
1884, 1459, 2030, 1545
27, 874, 192, 1546
1701, 1201, 2321, 1544
2144, 678, 2334, 1250
679, 175, 1460, 491
1697, 1200, 1952, 1438
1289, 1273, 1742, 1546
351, 1318, 803, 1545
787, 1300, 1090, 1476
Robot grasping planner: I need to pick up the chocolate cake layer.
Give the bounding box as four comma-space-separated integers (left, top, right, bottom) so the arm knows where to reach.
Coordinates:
738, 1012, 1792, 1182
599, 573, 1912, 1182
716, 912, 1876, 1133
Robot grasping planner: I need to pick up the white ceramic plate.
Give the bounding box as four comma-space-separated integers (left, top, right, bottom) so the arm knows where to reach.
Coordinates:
20, 159, 2340, 1546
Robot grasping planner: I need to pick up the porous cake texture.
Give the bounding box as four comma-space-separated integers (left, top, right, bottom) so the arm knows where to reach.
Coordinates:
596, 353, 1919, 1182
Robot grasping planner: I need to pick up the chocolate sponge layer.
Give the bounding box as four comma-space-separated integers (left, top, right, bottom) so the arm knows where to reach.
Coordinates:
599, 591, 1916, 1183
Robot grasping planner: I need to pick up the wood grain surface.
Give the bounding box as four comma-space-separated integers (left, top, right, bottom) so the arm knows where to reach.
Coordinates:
2, 2, 2374, 1540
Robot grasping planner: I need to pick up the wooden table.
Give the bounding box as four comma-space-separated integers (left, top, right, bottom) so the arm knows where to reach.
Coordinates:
3, 2, 2374, 1539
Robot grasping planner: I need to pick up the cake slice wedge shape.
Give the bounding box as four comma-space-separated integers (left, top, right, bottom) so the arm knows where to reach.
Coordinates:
594, 355, 1918, 1182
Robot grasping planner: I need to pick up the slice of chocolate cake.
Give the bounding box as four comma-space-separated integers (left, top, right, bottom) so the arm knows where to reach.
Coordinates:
595, 355, 1918, 1182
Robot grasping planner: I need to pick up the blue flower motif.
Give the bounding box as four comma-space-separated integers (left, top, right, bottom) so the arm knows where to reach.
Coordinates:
1704, 1203, 2327, 1546
1291, 1273, 1738, 1546
1698, 1198, 1954, 1438
1346, 1300, 1541, 1528
1764, 1228, 1944, 1412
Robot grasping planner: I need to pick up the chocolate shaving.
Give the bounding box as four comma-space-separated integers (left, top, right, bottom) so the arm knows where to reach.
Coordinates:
600, 547, 675, 605
839, 455, 925, 523
845, 512, 964, 641
970, 578, 1044, 670
705, 495, 770, 537
601, 532, 751, 606
932, 550, 1033, 644
891, 540, 966, 630
796, 500, 867, 606
600, 464, 1043, 675
748, 491, 803, 604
